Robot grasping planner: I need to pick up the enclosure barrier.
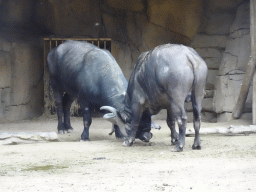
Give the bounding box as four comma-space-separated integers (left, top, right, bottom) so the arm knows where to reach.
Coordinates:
43, 37, 112, 115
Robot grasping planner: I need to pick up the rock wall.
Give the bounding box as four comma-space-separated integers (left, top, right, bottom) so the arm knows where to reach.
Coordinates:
213, 2, 251, 121
35, 0, 203, 79
0, 0, 250, 122
0, 38, 44, 122
189, 1, 251, 122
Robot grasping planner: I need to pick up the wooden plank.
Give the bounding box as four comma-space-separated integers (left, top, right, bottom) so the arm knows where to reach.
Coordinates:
252, 0, 256, 124
186, 125, 256, 136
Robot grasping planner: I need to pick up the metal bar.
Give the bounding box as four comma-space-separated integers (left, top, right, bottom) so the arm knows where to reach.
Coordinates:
49, 41, 52, 51
104, 41, 106, 49
43, 37, 112, 41
98, 41, 100, 47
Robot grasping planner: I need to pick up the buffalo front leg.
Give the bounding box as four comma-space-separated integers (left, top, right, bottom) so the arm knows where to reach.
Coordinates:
80, 106, 92, 141
63, 93, 75, 133
166, 110, 178, 145
123, 103, 143, 146
136, 112, 153, 142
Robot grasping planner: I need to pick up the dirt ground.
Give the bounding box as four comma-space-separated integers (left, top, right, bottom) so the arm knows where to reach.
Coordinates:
0, 116, 256, 192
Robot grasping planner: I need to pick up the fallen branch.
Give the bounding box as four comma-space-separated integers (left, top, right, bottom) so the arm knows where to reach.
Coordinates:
186, 125, 256, 136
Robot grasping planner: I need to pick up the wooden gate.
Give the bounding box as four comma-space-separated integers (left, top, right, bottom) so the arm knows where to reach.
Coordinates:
43, 37, 112, 115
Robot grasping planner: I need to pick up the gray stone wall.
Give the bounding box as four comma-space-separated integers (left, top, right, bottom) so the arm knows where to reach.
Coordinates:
190, 1, 251, 122
213, 2, 251, 121
0, 38, 43, 122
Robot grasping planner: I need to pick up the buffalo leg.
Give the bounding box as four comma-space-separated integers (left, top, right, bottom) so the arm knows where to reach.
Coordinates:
191, 93, 203, 150
166, 110, 178, 145
80, 104, 92, 141
114, 124, 124, 139
63, 93, 75, 133
171, 105, 187, 152
136, 112, 153, 142
124, 103, 143, 146
55, 93, 66, 134
51, 79, 66, 134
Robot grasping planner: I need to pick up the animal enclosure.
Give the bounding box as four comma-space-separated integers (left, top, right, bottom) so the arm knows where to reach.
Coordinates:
43, 38, 112, 115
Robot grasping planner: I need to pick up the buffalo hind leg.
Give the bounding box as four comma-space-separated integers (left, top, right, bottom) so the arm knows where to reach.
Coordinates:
172, 108, 187, 152
53, 90, 66, 134
191, 94, 202, 150
51, 79, 66, 134
63, 93, 75, 133
80, 104, 92, 141
166, 110, 178, 145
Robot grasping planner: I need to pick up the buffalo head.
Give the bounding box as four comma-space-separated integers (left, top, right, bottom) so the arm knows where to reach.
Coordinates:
100, 106, 153, 145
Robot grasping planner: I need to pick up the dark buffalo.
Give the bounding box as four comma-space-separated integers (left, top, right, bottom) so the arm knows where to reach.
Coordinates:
47, 40, 157, 142
102, 44, 208, 152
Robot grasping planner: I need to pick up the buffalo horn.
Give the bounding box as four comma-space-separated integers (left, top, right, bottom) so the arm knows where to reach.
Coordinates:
100, 106, 117, 116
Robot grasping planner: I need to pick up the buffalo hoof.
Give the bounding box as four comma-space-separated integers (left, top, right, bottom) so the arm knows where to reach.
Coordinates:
58, 130, 65, 134
67, 129, 74, 133
139, 132, 153, 142
122, 139, 134, 147
192, 144, 201, 150
171, 138, 178, 145
80, 139, 90, 142
172, 145, 183, 152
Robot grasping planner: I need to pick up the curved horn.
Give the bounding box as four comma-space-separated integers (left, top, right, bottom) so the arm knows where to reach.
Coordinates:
100, 106, 117, 116
100, 106, 128, 137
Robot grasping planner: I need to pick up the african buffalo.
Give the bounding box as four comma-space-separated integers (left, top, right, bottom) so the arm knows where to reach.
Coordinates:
47, 40, 157, 142
102, 44, 208, 152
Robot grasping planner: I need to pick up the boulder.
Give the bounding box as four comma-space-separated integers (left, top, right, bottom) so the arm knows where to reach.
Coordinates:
213, 74, 252, 113
219, 34, 251, 75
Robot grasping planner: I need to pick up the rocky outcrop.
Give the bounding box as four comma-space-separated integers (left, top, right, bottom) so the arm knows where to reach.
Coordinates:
0, 38, 43, 121
213, 2, 251, 121
189, 0, 249, 122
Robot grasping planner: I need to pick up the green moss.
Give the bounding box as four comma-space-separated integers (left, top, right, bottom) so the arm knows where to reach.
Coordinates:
23, 165, 68, 172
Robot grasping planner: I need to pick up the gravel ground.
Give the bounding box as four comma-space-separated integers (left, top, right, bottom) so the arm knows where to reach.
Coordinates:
0, 117, 256, 192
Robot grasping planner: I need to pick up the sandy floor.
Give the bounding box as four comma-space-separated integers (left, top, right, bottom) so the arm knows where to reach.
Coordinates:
0, 116, 256, 192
